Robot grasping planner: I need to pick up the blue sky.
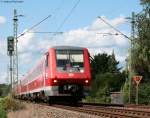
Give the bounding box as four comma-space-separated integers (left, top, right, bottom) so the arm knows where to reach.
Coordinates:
0, 0, 143, 83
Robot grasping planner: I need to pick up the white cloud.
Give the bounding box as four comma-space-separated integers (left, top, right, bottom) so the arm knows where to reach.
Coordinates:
18, 30, 35, 53
19, 52, 32, 64
17, 16, 129, 76
111, 16, 127, 26
89, 16, 126, 31
0, 72, 8, 84
0, 16, 6, 24
0, 40, 7, 56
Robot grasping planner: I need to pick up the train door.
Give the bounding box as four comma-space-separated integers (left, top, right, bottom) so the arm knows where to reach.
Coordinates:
44, 52, 49, 87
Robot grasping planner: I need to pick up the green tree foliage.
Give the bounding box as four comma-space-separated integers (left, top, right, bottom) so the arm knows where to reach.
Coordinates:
132, 1, 150, 81
0, 106, 6, 118
123, 0, 150, 105
91, 52, 120, 79
87, 52, 126, 103
140, 0, 150, 6
91, 73, 126, 97
138, 82, 150, 104
108, 50, 120, 73
0, 84, 10, 97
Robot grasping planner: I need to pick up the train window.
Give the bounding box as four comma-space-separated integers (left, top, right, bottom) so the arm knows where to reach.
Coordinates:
56, 50, 84, 73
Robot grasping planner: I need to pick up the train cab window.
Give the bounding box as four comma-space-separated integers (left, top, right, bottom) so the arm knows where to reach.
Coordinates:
56, 50, 84, 73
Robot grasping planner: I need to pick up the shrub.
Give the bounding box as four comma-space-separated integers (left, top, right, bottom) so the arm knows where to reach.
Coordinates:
0, 108, 6, 118
138, 83, 150, 105
0, 96, 25, 112
0, 105, 7, 118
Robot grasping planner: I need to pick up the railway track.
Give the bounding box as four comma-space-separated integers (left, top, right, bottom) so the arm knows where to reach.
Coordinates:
51, 103, 150, 118
22, 100, 150, 118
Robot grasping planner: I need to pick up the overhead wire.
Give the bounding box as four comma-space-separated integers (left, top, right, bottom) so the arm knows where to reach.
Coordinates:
17, 0, 65, 37
17, 14, 52, 39
49, 0, 81, 41
52, 0, 65, 15
98, 16, 131, 40
17, 0, 81, 40
45, 0, 65, 32
55, 0, 81, 33
28, 31, 63, 34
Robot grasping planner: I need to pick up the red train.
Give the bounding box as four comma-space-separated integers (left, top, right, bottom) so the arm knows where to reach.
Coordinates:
15, 46, 91, 103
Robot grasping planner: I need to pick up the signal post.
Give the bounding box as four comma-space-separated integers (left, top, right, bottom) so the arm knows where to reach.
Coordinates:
7, 36, 14, 90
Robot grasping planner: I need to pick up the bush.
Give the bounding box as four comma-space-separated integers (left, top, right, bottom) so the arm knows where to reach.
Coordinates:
0, 106, 7, 118
0, 96, 25, 112
87, 72, 125, 104
0, 99, 7, 118
138, 83, 150, 105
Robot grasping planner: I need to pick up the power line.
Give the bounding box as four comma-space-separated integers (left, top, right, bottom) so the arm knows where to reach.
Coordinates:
52, 0, 64, 15
98, 16, 131, 40
49, 0, 81, 41
97, 32, 120, 36
45, 0, 64, 31
16, 1, 65, 38
55, 0, 81, 32
28, 31, 63, 34
17, 0, 80, 40
17, 14, 52, 39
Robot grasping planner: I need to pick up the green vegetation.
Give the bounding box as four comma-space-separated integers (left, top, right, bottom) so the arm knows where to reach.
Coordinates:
85, 52, 126, 103
0, 105, 7, 118
0, 84, 10, 97
0, 83, 24, 117
0, 96, 24, 111
123, 0, 150, 104
0, 84, 10, 117
138, 83, 150, 104
131, 2, 150, 82
0, 96, 25, 118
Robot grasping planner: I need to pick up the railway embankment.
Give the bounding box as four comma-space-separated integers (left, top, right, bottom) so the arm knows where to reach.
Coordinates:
7, 102, 101, 118
7, 101, 150, 118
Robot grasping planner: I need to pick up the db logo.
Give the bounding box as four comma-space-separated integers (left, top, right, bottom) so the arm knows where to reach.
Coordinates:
68, 73, 74, 77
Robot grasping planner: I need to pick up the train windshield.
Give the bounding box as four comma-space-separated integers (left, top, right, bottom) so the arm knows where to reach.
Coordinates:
56, 50, 84, 73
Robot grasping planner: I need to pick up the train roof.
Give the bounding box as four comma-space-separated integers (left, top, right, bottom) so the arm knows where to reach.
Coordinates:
52, 46, 84, 50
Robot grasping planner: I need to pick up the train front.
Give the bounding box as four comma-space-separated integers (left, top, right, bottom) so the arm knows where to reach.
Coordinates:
47, 46, 91, 102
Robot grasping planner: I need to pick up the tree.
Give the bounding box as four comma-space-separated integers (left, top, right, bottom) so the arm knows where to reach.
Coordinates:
140, 0, 150, 6
0, 84, 10, 97
131, 0, 150, 81
91, 51, 120, 79
123, 0, 150, 104
138, 82, 150, 104
89, 72, 126, 103
87, 52, 126, 103
108, 50, 120, 73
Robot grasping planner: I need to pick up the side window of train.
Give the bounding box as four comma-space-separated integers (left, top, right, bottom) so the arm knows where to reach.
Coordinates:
45, 53, 49, 67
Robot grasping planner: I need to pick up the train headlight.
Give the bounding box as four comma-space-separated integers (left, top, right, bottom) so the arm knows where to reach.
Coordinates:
85, 80, 89, 83
53, 80, 58, 83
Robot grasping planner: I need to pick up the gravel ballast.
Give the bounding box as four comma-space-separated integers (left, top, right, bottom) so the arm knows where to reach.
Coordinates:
8, 102, 103, 118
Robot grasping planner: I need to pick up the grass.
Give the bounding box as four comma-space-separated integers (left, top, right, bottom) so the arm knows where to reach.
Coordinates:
0, 106, 7, 118
0, 96, 25, 111
0, 97, 7, 118
0, 96, 25, 118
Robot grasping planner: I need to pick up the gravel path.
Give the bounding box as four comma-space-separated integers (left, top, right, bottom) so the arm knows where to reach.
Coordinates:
8, 102, 103, 118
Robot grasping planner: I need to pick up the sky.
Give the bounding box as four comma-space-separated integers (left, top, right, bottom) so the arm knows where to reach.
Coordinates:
0, 0, 143, 83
